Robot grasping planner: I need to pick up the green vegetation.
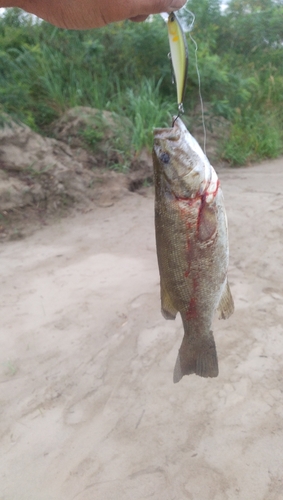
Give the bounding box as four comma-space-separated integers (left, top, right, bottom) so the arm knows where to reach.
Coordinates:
0, 0, 283, 165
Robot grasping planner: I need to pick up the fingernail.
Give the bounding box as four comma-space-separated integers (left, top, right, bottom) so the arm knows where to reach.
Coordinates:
168, 0, 186, 10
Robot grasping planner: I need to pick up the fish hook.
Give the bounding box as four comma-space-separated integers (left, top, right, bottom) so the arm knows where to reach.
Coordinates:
172, 103, 185, 127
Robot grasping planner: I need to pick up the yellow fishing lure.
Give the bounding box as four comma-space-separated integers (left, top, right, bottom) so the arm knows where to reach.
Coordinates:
167, 12, 188, 113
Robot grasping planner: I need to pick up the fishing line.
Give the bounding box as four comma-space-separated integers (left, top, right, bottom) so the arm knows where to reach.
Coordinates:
189, 30, 207, 155
181, 7, 207, 155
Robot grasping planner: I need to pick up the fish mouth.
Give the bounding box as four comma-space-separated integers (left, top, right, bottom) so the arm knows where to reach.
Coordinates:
153, 117, 188, 141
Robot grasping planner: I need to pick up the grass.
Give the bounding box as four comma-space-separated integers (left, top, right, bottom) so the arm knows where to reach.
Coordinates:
0, 10, 282, 166
3, 359, 18, 376
222, 112, 282, 166
72, 79, 174, 171
123, 79, 174, 151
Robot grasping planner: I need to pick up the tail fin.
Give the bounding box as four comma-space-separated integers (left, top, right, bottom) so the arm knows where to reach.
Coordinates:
173, 331, 219, 383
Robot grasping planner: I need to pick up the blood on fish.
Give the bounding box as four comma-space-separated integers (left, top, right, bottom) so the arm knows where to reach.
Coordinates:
153, 118, 234, 380
186, 297, 198, 319
197, 181, 220, 242
192, 277, 198, 290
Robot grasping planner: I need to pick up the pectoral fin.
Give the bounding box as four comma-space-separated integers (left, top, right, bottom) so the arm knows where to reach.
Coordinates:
217, 280, 234, 320
161, 285, 177, 320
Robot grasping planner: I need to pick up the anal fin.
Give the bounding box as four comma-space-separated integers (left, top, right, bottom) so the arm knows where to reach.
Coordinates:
161, 285, 177, 320
217, 280, 234, 320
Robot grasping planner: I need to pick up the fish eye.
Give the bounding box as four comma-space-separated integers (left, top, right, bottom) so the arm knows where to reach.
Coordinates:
160, 152, 170, 164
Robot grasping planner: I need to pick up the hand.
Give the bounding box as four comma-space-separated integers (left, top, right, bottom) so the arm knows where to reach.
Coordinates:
2, 0, 186, 29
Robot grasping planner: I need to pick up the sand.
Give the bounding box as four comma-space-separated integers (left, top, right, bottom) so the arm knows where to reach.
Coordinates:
1, 159, 283, 500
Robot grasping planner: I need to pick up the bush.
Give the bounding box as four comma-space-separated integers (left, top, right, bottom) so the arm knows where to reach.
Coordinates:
222, 111, 282, 165
0, 3, 283, 165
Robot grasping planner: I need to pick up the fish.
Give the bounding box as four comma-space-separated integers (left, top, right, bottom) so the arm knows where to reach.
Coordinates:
152, 117, 234, 382
167, 12, 188, 113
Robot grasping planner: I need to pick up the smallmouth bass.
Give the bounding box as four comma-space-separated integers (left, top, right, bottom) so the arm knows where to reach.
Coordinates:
153, 118, 234, 382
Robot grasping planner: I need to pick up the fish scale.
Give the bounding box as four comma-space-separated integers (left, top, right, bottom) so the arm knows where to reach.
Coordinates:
153, 118, 234, 382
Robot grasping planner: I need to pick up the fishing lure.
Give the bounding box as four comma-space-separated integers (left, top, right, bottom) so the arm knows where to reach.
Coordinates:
167, 12, 189, 115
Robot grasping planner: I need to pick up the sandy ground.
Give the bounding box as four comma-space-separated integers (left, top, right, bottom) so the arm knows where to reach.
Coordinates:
1, 159, 283, 500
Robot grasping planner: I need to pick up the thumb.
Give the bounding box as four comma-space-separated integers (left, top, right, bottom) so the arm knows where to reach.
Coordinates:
130, 0, 187, 16
130, 1, 186, 22
159, 0, 187, 11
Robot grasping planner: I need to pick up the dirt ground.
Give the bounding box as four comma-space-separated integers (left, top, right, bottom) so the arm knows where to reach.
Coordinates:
1, 158, 283, 500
